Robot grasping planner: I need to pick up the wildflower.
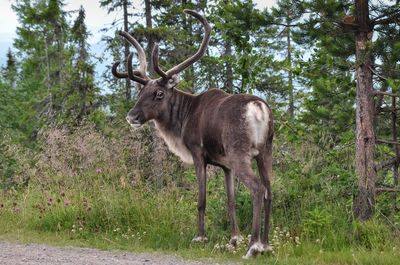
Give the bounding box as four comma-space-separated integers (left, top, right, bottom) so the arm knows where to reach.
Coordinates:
96, 169, 102, 173
65, 200, 70, 206
316, 239, 321, 243
81, 220, 86, 226
83, 200, 87, 206
15, 207, 20, 212
61, 191, 65, 197
71, 229, 75, 233
73, 172, 77, 176
131, 179, 136, 185
79, 227, 83, 231
319, 249, 323, 254
286, 232, 290, 238
86, 206, 91, 212
100, 185, 104, 189
97, 197, 102, 201
47, 201, 51, 206
49, 197, 53, 202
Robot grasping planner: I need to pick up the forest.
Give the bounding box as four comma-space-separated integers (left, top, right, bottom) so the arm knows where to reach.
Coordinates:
0, 0, 400, 264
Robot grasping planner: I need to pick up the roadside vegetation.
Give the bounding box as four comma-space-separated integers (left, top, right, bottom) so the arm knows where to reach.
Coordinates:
1, 121, 400, 264
1, 0, 400, 264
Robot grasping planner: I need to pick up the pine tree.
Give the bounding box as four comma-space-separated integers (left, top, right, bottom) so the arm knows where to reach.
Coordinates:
100, 0, 134, 101
63, 6, 99, 124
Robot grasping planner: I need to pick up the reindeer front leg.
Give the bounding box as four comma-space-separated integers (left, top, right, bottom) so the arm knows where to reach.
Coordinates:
191, 154, 208, 243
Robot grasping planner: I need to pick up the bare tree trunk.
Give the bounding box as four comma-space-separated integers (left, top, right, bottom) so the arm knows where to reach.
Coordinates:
123, 0, 131, 101
222, 0, 233, 93
144, 0, 154, 78
391, 96, 399, 219
44, 38, 53, 116
286, 18, 294, 118
223, 40, 233, 93
353, 0, 376, 221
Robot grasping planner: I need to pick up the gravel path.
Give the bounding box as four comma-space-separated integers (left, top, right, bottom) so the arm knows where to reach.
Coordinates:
0, 241, 224, 265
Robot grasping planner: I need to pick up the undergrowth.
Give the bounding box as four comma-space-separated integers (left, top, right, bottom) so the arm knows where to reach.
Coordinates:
1, 121, 400, 264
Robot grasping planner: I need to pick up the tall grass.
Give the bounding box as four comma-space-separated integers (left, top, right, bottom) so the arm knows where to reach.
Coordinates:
1, 121, 400, 264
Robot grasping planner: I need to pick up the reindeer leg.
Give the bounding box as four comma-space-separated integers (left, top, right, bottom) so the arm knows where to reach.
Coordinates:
234, 161, 265, 259
256, 142, 273, 252
191, 155, 208, 243
223, 168, 243, 246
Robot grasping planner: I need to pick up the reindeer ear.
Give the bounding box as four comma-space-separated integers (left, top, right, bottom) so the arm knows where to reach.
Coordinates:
166, 74, 180, 89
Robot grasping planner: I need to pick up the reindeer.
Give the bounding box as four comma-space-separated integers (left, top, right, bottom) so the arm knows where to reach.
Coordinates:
112, 9, 273, 258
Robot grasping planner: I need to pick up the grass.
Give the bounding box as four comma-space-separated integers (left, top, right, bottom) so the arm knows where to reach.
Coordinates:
1, 171, 399, 265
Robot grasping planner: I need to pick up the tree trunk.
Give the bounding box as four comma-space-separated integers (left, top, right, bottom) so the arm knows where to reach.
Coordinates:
123, 0, 131, 100
223, 41, 233, 93
353, 0, 376, 221
286, 18, 294, 118
144, 0, 154, 78
44, 38, 53, 117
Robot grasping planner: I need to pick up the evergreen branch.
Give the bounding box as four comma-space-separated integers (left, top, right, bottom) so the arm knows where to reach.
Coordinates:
372, 10, 400, 26
368, 65, 388, 80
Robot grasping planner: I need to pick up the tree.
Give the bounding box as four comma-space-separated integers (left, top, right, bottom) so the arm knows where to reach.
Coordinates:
12, 0, 69, 120
63, 6, 99, 124
300, 0, 400, 220
1, 48, 18, 87
100, 0, 134, 101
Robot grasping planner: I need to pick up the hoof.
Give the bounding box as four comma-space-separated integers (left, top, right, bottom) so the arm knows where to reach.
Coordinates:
191, 236, 208, 243
264, 244, 273, 252
229, 235, 244, 246
242, 242, 264, 259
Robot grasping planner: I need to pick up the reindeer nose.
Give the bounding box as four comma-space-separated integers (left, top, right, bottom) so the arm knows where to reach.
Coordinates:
126, 115, 131, 124
126, 114, 142, 128
126, 115, 137, 125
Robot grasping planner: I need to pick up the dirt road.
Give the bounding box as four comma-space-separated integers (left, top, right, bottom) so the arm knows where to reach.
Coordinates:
0, 241, 222, 265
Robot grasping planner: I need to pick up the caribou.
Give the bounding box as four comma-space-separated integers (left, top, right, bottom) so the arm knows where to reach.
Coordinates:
112, 9, 273, 259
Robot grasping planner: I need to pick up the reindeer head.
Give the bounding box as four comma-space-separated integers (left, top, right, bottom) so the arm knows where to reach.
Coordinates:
112, 9, 211, 128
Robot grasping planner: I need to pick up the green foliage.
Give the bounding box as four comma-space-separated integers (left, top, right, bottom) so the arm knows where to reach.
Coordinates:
1, 0, 400, 263
302, 207, 332, 238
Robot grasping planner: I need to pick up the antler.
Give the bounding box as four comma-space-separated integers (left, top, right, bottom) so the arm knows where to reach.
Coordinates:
112, 31, 149, 85
152, 9, 212, 82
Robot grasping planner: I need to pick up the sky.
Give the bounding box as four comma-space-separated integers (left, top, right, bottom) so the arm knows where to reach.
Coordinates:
0, 0, 276, 75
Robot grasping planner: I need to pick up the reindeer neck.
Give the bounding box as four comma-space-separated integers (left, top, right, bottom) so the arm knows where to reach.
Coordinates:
155, 88, 195, 137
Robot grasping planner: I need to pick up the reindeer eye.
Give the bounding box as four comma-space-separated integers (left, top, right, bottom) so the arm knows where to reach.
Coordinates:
155, 90, 164, 100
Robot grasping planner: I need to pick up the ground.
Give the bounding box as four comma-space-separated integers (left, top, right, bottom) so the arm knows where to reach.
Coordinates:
0, 241, 224, 265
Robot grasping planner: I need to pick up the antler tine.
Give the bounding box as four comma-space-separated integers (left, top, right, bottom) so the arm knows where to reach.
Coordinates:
152, 43, 168, 80
118, 31, 148, 78
112, 61, 128, 78
163, 9, 212, 79
112, 57, 148, 85
127, 52, 149, 84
